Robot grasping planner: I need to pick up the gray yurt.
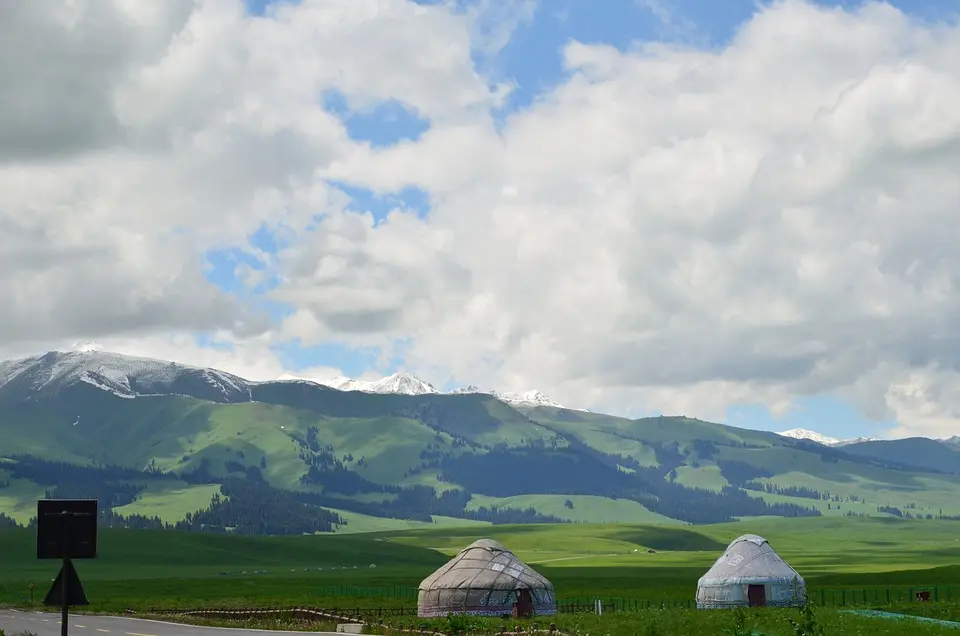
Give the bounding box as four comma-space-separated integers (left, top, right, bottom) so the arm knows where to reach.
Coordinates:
696, 534, 805, 609
417, 539, 556, 617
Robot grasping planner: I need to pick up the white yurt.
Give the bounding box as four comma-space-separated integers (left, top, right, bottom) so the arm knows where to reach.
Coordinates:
417, 539, 556, 617
696, 534, 805, 609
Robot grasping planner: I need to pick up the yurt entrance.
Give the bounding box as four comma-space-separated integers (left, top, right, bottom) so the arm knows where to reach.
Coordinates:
513, 588, 534, 617
747, 585, 766, 607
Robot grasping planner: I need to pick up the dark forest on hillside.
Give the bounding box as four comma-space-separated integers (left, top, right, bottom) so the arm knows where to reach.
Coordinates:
6, 411, 949, 534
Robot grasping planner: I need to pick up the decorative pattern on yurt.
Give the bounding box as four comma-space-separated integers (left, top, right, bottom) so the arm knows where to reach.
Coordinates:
696, 534, 805, 609
417, 539, 556, 617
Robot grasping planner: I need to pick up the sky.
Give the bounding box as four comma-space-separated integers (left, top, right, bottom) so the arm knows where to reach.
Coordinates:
2, 0, 959, 441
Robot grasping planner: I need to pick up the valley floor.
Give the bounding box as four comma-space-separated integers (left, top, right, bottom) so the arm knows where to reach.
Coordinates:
3, 517, 960, 607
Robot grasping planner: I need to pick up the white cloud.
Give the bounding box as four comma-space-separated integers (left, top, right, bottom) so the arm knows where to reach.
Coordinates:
5, 0, 960, 438
0, 0, 498, 344
274, 0, 960, 436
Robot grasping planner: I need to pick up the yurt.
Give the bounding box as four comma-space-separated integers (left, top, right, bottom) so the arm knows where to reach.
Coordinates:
417, 539, 556, 617
696, 534, 805, 609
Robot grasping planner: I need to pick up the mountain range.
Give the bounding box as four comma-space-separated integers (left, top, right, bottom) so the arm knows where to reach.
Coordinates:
3, 349, 569, 408
3, 350, 960, 535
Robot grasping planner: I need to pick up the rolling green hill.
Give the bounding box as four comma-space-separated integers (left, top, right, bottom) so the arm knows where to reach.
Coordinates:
1, 351, 958, 534
839, 437, 960, 474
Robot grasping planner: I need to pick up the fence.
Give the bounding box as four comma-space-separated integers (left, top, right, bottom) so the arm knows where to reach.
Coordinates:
813, 586, 960, 606
291, 586, 960, 611
132, 588, 960, 622
138, 608, 567, 636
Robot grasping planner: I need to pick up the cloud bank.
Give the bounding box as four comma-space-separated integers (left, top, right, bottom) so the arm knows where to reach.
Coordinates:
2, 0, 960, 438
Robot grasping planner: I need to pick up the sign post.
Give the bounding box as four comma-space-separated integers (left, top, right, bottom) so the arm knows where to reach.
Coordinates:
37, 499, 98, 636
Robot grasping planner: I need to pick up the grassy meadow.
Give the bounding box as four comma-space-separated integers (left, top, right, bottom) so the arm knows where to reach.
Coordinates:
4, 517, 960, 634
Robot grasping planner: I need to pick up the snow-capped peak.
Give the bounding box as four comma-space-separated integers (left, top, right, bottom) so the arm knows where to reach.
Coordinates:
0, 350, 583, 411
449, 385, 482, 395
364, 372, 437, 396
309, 372, 438, 396
71, 341, 102, 353
0, 350, 251, 402
777, 429, 841, 446
445, 384, 580, 410
498, 390, 565, 409
777, 428, 881, 447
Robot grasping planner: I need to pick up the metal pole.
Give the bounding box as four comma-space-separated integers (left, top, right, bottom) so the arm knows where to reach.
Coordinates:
60, 512, 70, 636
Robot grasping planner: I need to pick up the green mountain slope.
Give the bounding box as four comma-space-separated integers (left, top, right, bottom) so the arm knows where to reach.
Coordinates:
838, 438, 960, 474
1, 351, 958, 534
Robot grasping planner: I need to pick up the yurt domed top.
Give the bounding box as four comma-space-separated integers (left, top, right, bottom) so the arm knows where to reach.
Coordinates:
698, 534, 803, 586
419, 539, 553, 591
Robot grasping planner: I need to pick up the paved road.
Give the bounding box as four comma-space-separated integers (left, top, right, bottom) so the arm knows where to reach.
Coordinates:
0, 610, 345, 636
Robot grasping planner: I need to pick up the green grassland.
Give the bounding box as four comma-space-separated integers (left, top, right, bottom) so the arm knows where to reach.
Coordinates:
0, 472, 45, 524
113, 483, 222, 523
672, 464, 727, 491
4, 518, 960, 608
5, 518, 960, 634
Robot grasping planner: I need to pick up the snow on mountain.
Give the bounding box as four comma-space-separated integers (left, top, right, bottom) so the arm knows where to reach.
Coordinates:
0, 350, 251, 402
449, 385, 482, 395
777, 428, 881, 446
364, 372, 438, 396
309, 373, 562, 402
324, 377, 370, 391
445, 385, 571, 409
777, 428, 841, 445
279, 375, 365, 392
0, 349, 582, 413
498, 390, 565, 408
306, 372, 438, 395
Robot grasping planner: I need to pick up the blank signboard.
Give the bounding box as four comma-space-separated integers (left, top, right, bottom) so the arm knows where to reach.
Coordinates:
36, 499, 98, 560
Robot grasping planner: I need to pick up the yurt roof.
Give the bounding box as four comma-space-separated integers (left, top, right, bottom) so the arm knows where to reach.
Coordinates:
419, 539, 553, 592
697, 534, 803, 586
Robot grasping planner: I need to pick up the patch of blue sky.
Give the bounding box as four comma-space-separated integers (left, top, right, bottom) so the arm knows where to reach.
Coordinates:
487, 0, 668, 119
204, 223, 280, 290
244, 0, 284, 17
321, 89, 430, 149
665, 0, 957, 46
271, 340, 383, 378
725, 394, 897, 440
204, 222, 290, 326
330, 181, 431, 223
